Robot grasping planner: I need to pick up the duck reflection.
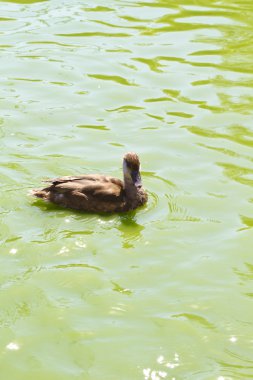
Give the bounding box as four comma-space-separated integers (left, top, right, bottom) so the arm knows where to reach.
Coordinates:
118, 212, 144, 248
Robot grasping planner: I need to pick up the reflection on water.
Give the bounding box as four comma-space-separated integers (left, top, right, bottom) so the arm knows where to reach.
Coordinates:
118, 213, 144, 248
1, 0, 253, 378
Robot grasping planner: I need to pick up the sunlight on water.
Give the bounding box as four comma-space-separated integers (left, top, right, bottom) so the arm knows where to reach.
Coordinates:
143, 353, 180, 379
6, 342, 20, 351
1, 0, 253, 378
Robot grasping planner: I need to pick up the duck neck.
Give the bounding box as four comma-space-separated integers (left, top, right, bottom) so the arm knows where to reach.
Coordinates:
123, 160, 142, 204
124, 175, 138, 201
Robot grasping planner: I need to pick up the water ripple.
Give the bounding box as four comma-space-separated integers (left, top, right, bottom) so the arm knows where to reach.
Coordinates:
54, 263, 102, 272
56, 32, 131, 38
88, 73, 138, 86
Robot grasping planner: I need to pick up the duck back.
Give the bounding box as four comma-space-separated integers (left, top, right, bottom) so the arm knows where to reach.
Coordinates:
33, 174, 129, 213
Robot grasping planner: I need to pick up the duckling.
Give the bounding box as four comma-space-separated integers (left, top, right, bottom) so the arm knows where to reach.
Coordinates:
31, 152, 148, 213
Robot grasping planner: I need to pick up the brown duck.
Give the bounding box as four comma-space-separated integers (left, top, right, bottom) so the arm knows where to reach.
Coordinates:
32, 152, 148, 213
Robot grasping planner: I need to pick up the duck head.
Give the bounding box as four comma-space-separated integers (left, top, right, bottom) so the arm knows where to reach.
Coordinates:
123, 152, 142, 190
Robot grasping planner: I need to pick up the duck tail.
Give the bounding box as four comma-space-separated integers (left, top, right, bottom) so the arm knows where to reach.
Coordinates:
29, 189, 48, 199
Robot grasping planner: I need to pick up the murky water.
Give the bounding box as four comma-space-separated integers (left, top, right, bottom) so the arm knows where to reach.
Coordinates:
1, 0, 253, 379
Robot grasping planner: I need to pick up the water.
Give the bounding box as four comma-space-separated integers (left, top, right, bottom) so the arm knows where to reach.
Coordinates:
1, 0, 253, 378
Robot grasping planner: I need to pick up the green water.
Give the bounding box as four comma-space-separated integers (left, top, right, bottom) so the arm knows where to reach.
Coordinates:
1, 0, 253, 378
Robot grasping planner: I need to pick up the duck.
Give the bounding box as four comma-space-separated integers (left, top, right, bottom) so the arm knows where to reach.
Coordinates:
31, 152, 148, 213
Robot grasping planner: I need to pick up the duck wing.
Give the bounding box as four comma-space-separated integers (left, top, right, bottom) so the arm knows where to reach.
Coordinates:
45, 174, 124, 201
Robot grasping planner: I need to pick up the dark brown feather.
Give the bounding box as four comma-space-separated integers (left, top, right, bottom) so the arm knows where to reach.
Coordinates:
34, 175, 128, 212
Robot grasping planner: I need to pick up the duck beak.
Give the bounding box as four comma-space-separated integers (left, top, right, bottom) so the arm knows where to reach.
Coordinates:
131, 170, 142, 188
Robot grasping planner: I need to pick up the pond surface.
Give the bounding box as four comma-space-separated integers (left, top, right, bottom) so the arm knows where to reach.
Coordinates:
1, 0, 253, 379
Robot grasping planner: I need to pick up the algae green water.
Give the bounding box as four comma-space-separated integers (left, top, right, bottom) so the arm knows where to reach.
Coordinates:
1, 0, 253, 379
